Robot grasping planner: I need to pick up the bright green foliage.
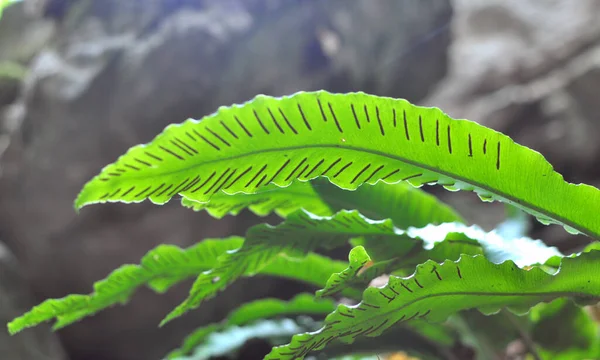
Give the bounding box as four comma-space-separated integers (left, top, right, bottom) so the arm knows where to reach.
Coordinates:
75, 91, 600, 238
9, 91, 600, 359
168, 294, 335, 358
266, 251, 600, 359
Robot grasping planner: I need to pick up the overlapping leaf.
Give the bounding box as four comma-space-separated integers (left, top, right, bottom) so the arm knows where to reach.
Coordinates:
75, 91, 600, 238
266, 251, 600, 360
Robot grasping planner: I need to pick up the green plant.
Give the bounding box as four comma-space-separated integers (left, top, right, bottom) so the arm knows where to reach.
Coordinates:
8, 91, 600, 359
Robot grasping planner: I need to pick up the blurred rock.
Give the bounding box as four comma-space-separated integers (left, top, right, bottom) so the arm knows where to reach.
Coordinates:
0, 1, 453, 359
0, 242, 67, 360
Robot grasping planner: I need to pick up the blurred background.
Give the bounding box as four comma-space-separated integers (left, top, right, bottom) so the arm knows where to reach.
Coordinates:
0, 0, 599, 359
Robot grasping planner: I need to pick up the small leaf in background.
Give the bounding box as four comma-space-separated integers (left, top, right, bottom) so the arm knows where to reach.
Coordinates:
530, 299, 600, 359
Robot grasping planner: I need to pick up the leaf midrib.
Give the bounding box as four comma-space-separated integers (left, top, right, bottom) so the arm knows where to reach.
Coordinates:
323, 289, 597, 340
125, 143, 584, 237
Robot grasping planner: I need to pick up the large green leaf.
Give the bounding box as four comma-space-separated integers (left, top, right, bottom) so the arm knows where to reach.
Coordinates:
75, 91, 600, 238
265, 251, 600, 360
168, 294, 335, 358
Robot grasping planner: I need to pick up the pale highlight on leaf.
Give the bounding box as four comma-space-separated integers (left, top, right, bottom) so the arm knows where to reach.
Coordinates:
75, 91, 600, 238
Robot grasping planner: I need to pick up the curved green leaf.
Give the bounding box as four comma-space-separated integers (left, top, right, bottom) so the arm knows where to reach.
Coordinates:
7, 238, 243, 334
75, 91, 600, 238
161, 210, 403, 325
168, 294, 335, 358
265, 251, 600, 360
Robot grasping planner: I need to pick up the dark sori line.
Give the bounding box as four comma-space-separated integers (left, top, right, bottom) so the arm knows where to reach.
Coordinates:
317, 98, 328, 122
351, 164, 372, 183
393, 108, 397, 127
403, 109, 410, 140
253, 110, 270, 134
234, 115, 253, 137
255, 174, 268, 187
305, 159, 325, 178
197, 132, 221, 151
376, 106, 385, 136
246, 164, 268, 187
168, 177, 192, 197
351, 104, 361, 129
457, 266, 463, 279
181, 175, 201, 192
134, 186, 152, 197
327, 102, 343, 133
381, 169, 400, 181
144, 151, 163, 162
278, 108, 298, 134
125, 164, 140, 171
363, 104, 371, 123
268, 159, 290, 183
146, 183, 165, 197
206, 128, 231, 147
401, 283, 412, 293
220, 120, 239, 139
116, 168, 127, 173
436, 119, 440, 146
447, 125, 452, 154
419, 115, 424, 142
321, 158, 342, 176
134, 158, 152, 167
414, 278, 423, 288
297, 164, 310, 179
363, 165, 384, 183
285, 158, 308, 181
431, 266, 442, 281
107, 172, 121, 177
155, 184, 174, 197
483, 139, 487, 154
496, 142, 501, 170
121, 186, 135, 197
267, 108, 285, 134
468, 133, 473, 157
185, 131, 197, 142
170, 139, 194, 156
333, 162, 353, 178
159, 145, 184, 160
174, 137, 198, 154
191, 171, 216, 193
296, 103, 312, 131
402, 173, 422, 182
